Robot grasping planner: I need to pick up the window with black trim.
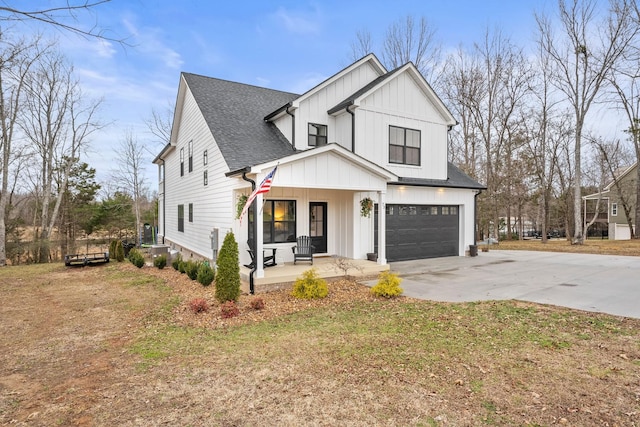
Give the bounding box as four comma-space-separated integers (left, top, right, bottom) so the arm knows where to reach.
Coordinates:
178, 204, 184, 231
389, 125, 421, 165
188, 140, 193, 172
188, 203, 193, 222
249, 200, 296, 243
180, 148, 184, 177
308, 123, 327, 147
203, 170, 208, 186
203, 149, 208, 165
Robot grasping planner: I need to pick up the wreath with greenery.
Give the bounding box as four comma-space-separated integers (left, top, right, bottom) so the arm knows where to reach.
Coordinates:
236, 194, 248, 220
360, 197, 373, 218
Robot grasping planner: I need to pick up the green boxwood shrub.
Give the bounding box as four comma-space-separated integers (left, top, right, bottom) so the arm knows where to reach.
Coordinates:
178, 260, 187, 274
215, 231, 241, 303
172, 253, 182, 270
291, 268, 328, 299
370, 271, 403, 298
185, 260, 200, 280
128, 248, 145, 268
153, 255, 167, 269
197, 262, 215, 286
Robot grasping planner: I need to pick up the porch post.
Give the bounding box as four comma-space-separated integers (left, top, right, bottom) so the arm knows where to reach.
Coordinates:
256, 192, 265, 278
377, 190, 386, 264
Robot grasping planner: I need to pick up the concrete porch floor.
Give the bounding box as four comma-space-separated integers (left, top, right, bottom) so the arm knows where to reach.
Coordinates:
240, 255, 389, 293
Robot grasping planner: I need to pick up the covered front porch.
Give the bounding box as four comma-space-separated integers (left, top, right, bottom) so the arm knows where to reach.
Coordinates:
240, 255, 389, 294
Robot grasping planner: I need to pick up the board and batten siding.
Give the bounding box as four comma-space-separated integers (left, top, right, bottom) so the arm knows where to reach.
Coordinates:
355, 72, 449, 180
164, 85, 234, 260
294, 61, 381, 148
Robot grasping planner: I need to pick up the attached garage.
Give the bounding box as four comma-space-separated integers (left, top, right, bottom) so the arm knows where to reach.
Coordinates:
375, 204, 459, 261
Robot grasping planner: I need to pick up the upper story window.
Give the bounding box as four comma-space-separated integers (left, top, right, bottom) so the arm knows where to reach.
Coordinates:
203, 149, 208, 166
389, 125, 421, 166
188, 203, 193, 222
188, 140, 193, 173
612, 203, 618, 216
203, 170, 208, 186
180, 148, 184, 177
308, 123, 327, 147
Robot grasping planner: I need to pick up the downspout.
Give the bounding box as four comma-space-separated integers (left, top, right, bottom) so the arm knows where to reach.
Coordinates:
474, 190, 481, 246
286, 105, 295, 149
242, 171, 256, 294
346, 105, 355, 153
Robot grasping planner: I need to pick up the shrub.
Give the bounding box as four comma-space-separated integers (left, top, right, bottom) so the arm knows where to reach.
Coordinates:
172, 253, 182, 270
215, 232, 241, 303
220, 300, 240, 318
178, 260, 187, 274
197, 262, 215, 286
109, 240, 117, 260
249, 297, 265, 310
128, 248, 145, 268
291, 268, 328, 299
370, 271, 403, 298
115, 240, 125, 262
189, 298, 209, 314
153, 255, 167, 269
185, 260, 200, 280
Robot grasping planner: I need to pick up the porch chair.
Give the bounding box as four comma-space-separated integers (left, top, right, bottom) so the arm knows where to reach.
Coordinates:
291, 235, 314, 265
245, 240, 277, 268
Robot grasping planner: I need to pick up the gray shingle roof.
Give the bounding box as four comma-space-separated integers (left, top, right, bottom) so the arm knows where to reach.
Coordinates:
392, 162, 486, 190
182, 72, 300, 171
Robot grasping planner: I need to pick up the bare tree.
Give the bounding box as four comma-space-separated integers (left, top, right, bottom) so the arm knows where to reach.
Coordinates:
0, 1, 125, 44
145, 103, 173, 149
20, 49, 102, 262
349, 29, 373, 61
0, 34, 50, 266
535, 0, 639, 244
112, 130, 147, 246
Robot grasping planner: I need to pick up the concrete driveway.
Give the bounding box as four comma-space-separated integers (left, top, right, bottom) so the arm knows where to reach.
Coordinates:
382, 250, 640, 319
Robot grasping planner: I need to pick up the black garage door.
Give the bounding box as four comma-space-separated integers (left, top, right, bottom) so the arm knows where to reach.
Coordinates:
375, 204, 459, 261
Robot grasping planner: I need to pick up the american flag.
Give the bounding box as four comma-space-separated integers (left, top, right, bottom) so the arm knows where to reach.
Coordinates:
239, 165, 277, 224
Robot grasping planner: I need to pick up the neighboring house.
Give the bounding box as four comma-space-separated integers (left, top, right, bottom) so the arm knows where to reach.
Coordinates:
153, 54, 484, 280
583, 162, 637, 240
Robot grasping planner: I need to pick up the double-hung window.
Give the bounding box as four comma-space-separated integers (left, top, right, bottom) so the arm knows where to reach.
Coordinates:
389, 125, 421, 166
612, 203, 618, 216
308, 123, 327, 147
188, 140, 193, 173
178, 204, 184, 232
180, 148, 184, 177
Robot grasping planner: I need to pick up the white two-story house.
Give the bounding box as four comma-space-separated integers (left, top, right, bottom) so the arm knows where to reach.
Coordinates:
153, 54, 484, 284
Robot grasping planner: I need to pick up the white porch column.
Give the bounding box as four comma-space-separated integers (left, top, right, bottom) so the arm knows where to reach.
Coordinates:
377, 190, 386, 264
255, 192, 265, 278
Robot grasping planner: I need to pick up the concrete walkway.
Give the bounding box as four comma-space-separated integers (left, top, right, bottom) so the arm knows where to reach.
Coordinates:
371, 250, 640, 319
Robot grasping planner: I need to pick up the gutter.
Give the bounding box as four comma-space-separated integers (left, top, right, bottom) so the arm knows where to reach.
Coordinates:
346, 105, 355, 152
242, 170, 256, 294
474, 190, 482, 246
286, 105, 295, 149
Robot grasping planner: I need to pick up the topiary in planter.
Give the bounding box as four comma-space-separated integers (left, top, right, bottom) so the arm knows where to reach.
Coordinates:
215, 231, 240, 303
370, 270, 403, 298
197, 262, 215, 286
291, 268, 328, 299
128, 248, 145, 268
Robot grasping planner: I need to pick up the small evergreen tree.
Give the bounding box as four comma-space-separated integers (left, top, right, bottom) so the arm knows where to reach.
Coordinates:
115, 240, 125, 262
172, 253, 182, 270
197, 262, 215, 286
215, 231, 240, 302
128, 248, 145, 268
153, 255, 167, 269
185, 260, 199, 280
109, 240, 117, 260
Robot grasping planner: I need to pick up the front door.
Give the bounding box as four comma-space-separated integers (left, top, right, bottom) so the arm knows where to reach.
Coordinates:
309, 202, 327, 254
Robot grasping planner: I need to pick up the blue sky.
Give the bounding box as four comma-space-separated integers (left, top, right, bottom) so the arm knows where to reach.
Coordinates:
17, 1, 547, 188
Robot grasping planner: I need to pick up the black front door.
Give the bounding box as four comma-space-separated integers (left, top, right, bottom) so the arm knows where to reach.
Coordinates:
309, 202, 327, 253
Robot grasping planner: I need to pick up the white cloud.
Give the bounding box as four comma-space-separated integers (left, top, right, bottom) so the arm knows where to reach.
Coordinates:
122, 17, 184, 69
271, 6, 321, 35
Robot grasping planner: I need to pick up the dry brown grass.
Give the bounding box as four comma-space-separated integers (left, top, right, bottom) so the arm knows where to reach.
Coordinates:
0, 258, 639, 426
493, 238, 640, 256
